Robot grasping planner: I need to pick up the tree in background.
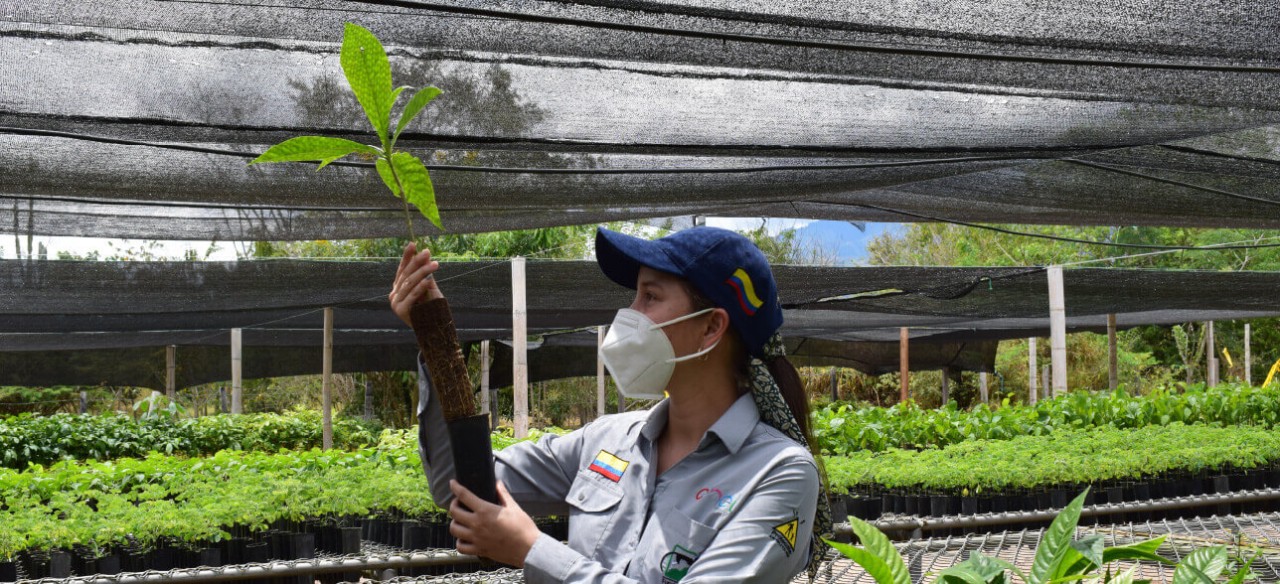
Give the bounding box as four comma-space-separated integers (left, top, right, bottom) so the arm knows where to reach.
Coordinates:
866, 223, 1280, 393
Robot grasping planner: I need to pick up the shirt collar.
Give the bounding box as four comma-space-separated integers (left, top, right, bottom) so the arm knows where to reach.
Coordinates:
640, 393, 759, 455
705, 392, 759, 455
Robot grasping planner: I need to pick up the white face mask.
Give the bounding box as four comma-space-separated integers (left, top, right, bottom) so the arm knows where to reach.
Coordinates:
598, 307, 720, 400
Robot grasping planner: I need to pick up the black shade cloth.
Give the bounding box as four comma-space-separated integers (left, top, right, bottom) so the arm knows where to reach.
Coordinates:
3, 259, 1280, 387
2, 2, 1280, 240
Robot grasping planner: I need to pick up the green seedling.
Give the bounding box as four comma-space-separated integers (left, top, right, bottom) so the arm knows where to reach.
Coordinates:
251, 23, 442, 239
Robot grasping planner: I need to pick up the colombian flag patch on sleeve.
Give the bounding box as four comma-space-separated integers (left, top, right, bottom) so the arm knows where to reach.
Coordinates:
588, 450, 630, 482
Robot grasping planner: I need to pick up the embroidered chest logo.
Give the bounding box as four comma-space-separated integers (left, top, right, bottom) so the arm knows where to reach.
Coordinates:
660, 545, 699, 584
770, 517, 800, 557
695, 487, 738, 512
587, 450, 629, 482
725, 268, 764, 316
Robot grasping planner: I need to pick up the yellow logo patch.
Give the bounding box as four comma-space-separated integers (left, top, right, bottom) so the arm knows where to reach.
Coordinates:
770, 518, 799, 557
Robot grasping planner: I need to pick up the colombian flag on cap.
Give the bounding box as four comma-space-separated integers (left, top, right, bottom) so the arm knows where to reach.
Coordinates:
588, 450, 629, 482
725, 268, 765, 316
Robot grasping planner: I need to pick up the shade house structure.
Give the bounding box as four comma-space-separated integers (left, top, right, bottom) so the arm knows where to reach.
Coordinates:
1, 2, 1278, 412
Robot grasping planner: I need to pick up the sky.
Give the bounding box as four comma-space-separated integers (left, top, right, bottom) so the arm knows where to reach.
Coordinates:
4, 219, 898, 264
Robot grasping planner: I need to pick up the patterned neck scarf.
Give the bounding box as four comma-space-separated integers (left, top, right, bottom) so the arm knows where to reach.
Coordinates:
749, 332, 832, 579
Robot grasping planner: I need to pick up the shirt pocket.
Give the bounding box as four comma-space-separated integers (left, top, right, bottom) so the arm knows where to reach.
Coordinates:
565, 470, 625, 559
643, 506, 719, 583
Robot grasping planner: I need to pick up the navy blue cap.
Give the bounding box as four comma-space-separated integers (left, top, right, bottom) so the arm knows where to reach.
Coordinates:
595, 226, 783, 358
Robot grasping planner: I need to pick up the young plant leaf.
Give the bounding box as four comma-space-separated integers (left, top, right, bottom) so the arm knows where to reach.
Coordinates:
341, 23, 393, 145
1030, 489, 1088, 584
1101, 536, 1173, 565
934, 566, 989, 584
374, 158, 400, 197
394, 86, 442, 142
249, 136, 379, 169
1172, 546, 1228, 584
390, 151, 441, 229
823, 539, 898, 584
845, 516, 911, 584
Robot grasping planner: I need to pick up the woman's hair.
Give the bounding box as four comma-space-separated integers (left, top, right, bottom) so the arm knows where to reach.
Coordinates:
680, 280, 815, 446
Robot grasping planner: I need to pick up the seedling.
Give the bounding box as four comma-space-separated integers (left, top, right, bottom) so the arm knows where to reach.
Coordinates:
251, 23, 442, 240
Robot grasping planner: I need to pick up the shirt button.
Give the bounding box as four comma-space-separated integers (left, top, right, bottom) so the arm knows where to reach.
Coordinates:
577, 492, 586, 502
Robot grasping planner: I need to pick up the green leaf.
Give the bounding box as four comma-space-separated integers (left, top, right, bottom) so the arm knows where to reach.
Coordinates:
1225, 550, 1261, 584
823, 539, 898, 584
341, 23, 393, 145
394, 86, 442, 142
374, 158, 399, 197
934, 566, 989, 584
846, 516, 911, 584
390, 151, 441, 230
1172, 547, 1228, 584
1102, 536, 1173, 565
1030, 489, 1087, 584
249, 136, 378, 169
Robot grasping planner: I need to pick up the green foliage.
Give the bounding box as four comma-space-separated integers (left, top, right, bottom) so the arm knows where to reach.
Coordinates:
827, 489, 1223, 584
812, 383, 1280, 455
251, 23, 444, 235
0, 425, 554, 556
823, 422, 1280, 494
0, 410, 383, 469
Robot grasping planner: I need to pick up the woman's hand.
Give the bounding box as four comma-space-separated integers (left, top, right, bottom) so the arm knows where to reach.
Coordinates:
389, 242, 443, 328
448, 480, 541, 567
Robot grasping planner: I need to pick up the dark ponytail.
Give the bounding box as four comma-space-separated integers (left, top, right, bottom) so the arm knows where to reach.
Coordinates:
767, 356, 815, 451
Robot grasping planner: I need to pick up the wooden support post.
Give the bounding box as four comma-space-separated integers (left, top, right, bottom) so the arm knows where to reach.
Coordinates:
231, 328, 243, 414
1207, 321, 1217, 387
480, 340, 491, 415
1245, 323, 1253, 386
219, 386, 228, 414
1042, 365, 1051, 401
321, 307, 334, 450
940, 368, 950, 406
512, 257, 529, 439
979, 372, 989, 404
79, 391, 88, 414
362, 375, 373, 421
597, 326, 607, 418
1107, 314, 1118, 391
899, 327, 910, 403
165, 345, 176, 400
1028, 338, 1038, 405
1047, 266, 1068, 397
830, 367, 839, 402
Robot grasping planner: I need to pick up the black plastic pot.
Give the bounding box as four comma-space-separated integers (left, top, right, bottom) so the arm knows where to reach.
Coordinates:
49, 550, 71, 579
0, 560, 16, 583
447, 414, 500, 505
197, 547, 221, 568
929, 495, 948, 518
97, 554, 121, 576
244, 542, 270, 563
961, 496, 978, 516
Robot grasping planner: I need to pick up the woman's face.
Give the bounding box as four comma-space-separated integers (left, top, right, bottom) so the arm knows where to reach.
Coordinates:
630, 267, 706, 356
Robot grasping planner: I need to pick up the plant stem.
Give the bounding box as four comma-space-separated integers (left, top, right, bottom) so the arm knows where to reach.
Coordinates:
384, 153, 417, 245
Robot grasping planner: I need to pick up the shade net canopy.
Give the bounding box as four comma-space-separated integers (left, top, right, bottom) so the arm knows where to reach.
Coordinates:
3, 1, 1280, 240
3, 259, 1278, 388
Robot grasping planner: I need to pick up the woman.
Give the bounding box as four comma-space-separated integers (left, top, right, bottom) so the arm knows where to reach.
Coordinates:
389, 226, 829, 583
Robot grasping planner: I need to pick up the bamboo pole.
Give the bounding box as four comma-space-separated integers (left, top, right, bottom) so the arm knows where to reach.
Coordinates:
940, 368, 950, 406
165, 345, 176, 400
1047, 266, 1067, 397
322, 307, 334, 450
597, 326, 607, 418
1245, 323, 1252, 386
899, 327, 910, 403
512, 257, 529, 439
1028, 337, 1038, 405
979, 372, 988, 404
1207, 321, 1217, 387
1107, 314, 1118, 391
830, 367, 839, 402
231, 328, 243, 414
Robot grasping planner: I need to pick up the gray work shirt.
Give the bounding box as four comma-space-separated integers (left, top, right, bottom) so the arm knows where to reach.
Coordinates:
417, 360, 819, 584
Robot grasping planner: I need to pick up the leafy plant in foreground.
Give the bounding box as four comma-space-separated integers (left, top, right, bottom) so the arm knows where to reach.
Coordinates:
251, 23, 443, 239
825, 488, 1261, 583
